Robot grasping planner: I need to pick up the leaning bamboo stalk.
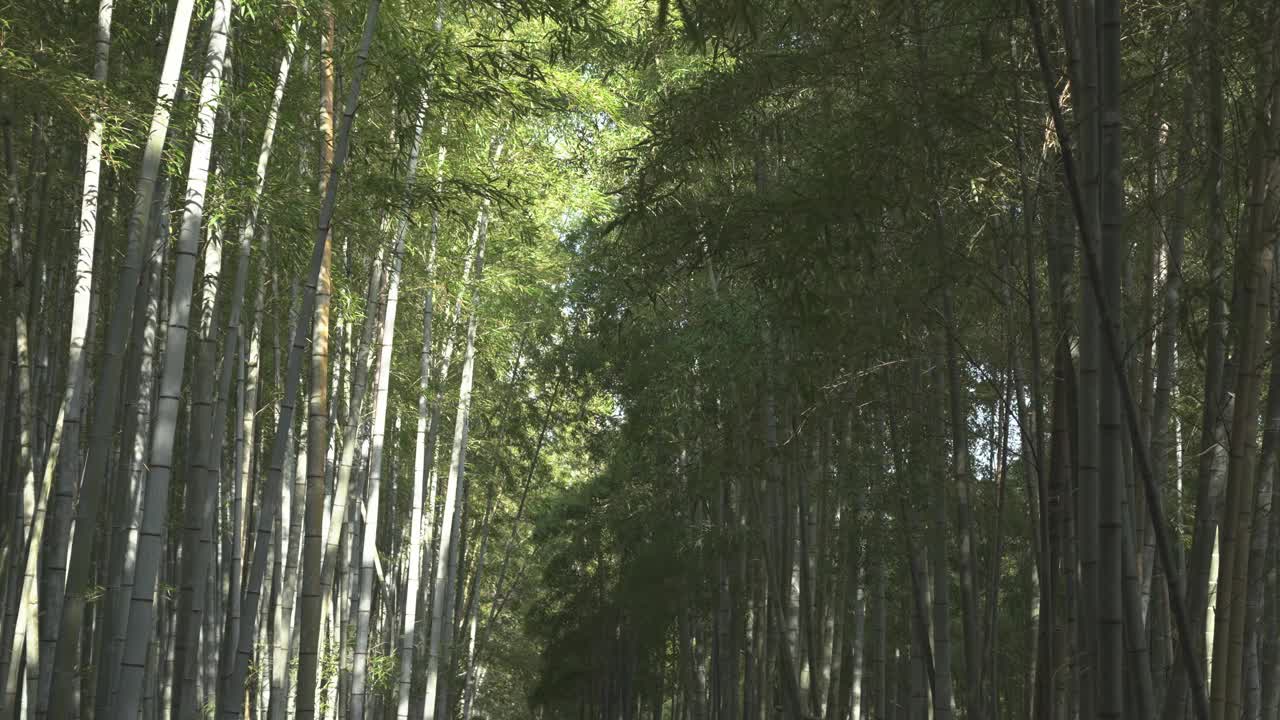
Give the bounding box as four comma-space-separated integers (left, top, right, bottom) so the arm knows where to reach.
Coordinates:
221, 3, 382, 714
209, 29, 296, 708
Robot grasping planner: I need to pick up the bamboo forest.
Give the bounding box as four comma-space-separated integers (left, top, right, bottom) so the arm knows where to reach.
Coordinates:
7, 0, 1280, 717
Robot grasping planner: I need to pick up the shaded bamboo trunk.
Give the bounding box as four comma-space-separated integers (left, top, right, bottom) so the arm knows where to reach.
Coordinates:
940, 290, 980, 720
1095, 0, 1125, 716
271, 380, 308, 720
1072, 1, 1105, 715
